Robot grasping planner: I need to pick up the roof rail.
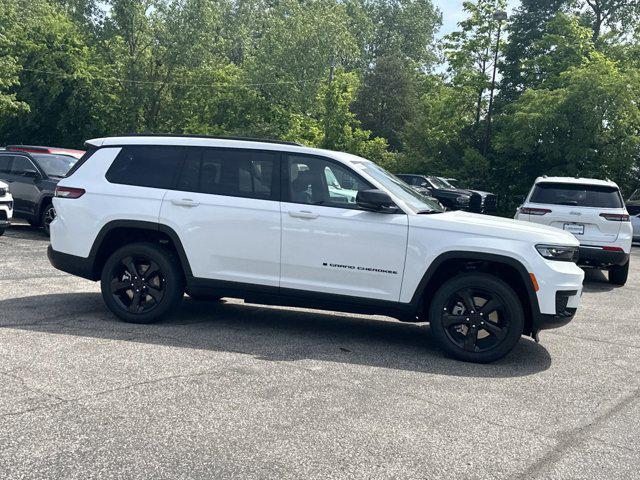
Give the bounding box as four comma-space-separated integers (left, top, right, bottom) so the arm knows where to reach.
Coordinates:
115, 133, 303, 147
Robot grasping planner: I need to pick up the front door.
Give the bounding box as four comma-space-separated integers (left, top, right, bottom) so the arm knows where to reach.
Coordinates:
280, 154, 408, 302
159, 147, 282, 287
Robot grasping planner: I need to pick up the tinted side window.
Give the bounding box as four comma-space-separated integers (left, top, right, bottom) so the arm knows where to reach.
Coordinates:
0, 156, 11, 174
175, 148, 278, 200
106, 146, 184, 189
10, 156, 36, 174
530, 183, 623, 208
286, 155, 372, 208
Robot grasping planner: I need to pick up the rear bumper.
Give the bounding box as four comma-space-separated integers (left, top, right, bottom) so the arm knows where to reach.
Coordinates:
578, 246, 629, 268
48, 245, 97, 280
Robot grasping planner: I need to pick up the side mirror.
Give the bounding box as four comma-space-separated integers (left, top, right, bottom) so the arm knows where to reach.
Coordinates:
22, 169, 40, 178
356, 189, 396, 211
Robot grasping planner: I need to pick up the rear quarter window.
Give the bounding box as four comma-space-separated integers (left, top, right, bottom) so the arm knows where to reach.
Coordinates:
530, 183, 623, 208
106, 146, 185, 189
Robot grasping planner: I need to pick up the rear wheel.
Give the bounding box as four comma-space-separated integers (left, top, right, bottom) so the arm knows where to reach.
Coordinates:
41, 203, 56, 236
609, 260, 629, 286
101, 243, 184, 323
429, 273, 524, 363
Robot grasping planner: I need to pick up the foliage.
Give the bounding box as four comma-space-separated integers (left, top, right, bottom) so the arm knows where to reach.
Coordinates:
1, 0, 640, 214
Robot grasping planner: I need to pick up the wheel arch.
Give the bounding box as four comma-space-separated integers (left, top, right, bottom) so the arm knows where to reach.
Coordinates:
411, 251, 539, 335
88, 220, 193, 281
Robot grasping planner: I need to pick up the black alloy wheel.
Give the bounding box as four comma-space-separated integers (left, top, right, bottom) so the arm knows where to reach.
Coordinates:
429, 273, 524, 363
101, 243, 184, 323
441, 287, 509, 353
110, 255, 166, 314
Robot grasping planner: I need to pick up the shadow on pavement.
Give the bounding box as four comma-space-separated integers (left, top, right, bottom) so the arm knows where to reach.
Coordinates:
582, 268, 619, 293
0, 292, 552, 379
3, 223, 48, 241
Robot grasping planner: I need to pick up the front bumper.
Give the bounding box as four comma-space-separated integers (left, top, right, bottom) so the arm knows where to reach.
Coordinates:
533, 290, 579, 331
578, 246, 629, 268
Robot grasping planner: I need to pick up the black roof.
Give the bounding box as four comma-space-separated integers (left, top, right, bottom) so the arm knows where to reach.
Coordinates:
114, 133, 303, 147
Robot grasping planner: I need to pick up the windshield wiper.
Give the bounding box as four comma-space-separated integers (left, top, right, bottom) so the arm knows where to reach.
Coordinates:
416, 209, 441, 214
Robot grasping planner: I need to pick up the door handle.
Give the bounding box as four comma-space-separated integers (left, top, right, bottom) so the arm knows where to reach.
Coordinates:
171, 198, 200, 207
289, 210, 319, 219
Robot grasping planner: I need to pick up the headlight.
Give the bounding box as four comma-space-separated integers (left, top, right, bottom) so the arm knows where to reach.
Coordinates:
536, 244, 578, 262
456, 196, 470, 204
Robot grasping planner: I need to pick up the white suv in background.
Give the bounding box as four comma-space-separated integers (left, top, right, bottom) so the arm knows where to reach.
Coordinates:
516, 177, 632, 285
0, 180, 13, 236
48, 135, 585, 363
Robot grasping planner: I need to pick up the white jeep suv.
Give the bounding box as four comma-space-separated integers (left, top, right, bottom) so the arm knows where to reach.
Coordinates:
48, 136, 585, 363
0, 180, 13, 236
515, 177, 632, 286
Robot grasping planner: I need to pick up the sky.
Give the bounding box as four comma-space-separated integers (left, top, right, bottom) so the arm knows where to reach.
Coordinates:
433, 0, 521, 37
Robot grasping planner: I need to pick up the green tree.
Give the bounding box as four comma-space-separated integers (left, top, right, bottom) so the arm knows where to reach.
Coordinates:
443, 0, 507, 128
352, 56, 418, 150
495, 56, 640, 194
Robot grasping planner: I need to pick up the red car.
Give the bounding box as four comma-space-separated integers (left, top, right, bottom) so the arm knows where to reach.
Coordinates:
7, 145, 85, 160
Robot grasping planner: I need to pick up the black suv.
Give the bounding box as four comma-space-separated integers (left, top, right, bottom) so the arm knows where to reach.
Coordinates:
0, 150, 78, 234
396, 174, 496, 213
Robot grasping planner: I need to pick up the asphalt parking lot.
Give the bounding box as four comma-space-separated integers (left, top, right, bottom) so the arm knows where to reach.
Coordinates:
1, 223, 639, 480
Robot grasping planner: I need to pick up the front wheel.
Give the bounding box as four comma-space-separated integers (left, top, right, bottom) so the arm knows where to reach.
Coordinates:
101, 243, 184, 323
609, 260, 629, 286
429, 273, 525, 363
41, 203, 56, 236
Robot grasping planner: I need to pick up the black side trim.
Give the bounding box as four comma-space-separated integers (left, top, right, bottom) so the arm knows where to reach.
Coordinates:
48, 220, 195, 281
48, 246, 95, 280
188, 278, 417, 320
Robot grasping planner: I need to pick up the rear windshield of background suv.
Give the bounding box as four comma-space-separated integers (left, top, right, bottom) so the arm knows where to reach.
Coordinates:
530, 182, 623, 208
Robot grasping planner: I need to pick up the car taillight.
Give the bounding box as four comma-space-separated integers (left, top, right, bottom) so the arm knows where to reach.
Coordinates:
599, 213, 629, 222
520, 207, 552, 215
55, 186, 85, 199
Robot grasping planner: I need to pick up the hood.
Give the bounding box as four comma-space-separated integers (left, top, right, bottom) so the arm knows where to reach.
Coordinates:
435, 188, 472, 198
412, 210, 579, 246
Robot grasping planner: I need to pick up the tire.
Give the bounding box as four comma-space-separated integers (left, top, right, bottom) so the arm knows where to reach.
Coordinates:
41, 203, 56, 236
428, 273, 525, 363
0, 228, 4, 236
609, 260, 629, 286
187, 292, 222, 302
100, 242, 184, 323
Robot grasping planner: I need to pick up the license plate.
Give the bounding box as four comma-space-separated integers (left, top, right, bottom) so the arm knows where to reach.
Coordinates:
564, 223, 584, 235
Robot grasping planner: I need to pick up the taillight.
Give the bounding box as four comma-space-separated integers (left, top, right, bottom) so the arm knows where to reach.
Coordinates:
602, 246, 624, 252
55, 186, 85, 199
520, 207, 552, 215
599, 213, 629, 222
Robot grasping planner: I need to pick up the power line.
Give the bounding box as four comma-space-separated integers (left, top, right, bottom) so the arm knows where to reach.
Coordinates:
20, 68, 325, 88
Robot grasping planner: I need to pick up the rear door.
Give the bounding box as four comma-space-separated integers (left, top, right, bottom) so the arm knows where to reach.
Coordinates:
525, 182, 625, 243
159, 147, 281, 287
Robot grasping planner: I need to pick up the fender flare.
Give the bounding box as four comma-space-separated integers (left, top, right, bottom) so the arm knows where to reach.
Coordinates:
88, 220, 193, 279
409, 250, 540, 317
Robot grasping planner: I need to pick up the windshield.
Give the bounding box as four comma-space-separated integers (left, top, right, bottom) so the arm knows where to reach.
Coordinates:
353, 161, 444, 213
33, 154, 77, 177
437, 177, 457, 189
530, 182, 623, 208
428, 176, 452, 189
628, 189, 640, 202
